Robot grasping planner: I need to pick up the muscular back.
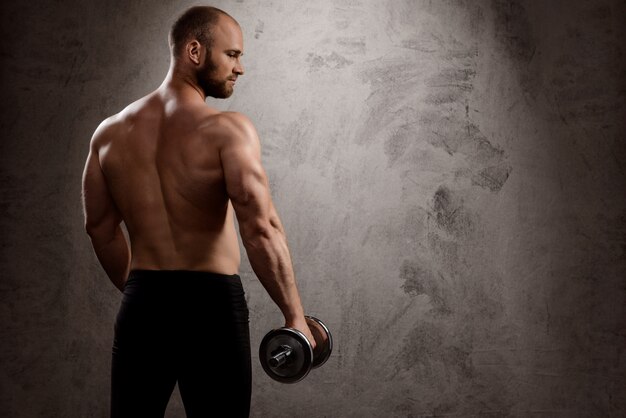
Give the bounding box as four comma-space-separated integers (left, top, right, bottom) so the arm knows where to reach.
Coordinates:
93, 92, 241, 274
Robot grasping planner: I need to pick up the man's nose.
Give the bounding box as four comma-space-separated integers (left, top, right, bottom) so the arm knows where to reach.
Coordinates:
234, 61, 244, 76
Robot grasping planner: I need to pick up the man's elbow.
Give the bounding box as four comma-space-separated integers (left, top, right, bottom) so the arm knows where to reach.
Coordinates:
84, 221, 96, 237
239, 219, 276, 248
84, 220, 116, 242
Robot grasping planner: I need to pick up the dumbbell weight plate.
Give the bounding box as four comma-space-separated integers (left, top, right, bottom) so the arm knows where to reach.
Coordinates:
305, 316, 333, 369
259, 328, 313, 384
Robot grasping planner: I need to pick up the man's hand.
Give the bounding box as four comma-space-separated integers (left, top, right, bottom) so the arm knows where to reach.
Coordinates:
285, 317, 317, 350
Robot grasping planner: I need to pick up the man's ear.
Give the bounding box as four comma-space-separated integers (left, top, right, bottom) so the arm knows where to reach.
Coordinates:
187, 40, 201, 65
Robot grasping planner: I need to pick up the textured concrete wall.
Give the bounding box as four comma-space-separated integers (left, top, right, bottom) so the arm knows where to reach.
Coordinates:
2, 0, 625, 417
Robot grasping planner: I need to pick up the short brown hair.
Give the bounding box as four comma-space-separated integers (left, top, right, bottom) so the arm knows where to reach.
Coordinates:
169, 6, 233, 58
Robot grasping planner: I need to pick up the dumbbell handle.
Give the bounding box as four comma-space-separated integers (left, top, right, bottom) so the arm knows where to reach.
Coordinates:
269, 345, 293, 368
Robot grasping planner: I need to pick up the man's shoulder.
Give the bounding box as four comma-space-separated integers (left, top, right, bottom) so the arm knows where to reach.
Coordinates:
201, 111, 258, 145
90, 95, 157, 147
89, 113, 123, 149
209, 111, 255, 132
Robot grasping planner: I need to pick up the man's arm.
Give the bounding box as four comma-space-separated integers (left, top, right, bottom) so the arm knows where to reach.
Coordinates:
81, 125, 130, 292
219, 112, 315, 346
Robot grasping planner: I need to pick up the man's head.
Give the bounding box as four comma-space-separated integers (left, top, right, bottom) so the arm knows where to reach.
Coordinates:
169, 6, 244, 99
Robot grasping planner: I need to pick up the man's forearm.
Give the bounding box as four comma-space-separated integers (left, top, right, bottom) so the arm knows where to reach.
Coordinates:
242, 226, 305, 324
88, 225, 131, 293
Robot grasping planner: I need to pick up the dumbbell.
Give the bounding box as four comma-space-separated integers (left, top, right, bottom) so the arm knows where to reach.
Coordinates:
259, 315, 333, 383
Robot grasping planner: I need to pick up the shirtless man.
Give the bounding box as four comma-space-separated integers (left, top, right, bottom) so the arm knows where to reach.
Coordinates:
81, 6, 314, 417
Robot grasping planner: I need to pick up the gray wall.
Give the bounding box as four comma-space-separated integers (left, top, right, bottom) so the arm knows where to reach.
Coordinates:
2, 0, 625, 417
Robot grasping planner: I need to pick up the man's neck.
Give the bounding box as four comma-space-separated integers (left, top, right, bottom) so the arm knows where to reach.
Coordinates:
160, 66, 206, 103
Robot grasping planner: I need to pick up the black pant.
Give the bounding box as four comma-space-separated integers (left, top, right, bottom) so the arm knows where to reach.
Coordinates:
111, 270, 251, 418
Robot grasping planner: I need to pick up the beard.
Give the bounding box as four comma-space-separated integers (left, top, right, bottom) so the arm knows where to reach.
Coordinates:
196, 56, 234, 99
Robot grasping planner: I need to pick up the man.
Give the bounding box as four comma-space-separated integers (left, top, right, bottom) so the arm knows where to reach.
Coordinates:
81, 6, 315, 417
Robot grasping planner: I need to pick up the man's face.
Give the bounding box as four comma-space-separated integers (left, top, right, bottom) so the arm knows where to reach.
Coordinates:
197, 16, 244, 99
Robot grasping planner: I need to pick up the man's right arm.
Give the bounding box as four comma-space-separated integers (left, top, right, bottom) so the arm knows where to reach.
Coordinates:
218, 112, 315, 346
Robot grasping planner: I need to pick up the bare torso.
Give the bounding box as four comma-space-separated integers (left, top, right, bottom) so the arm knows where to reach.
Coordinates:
95, 90, 240, 274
